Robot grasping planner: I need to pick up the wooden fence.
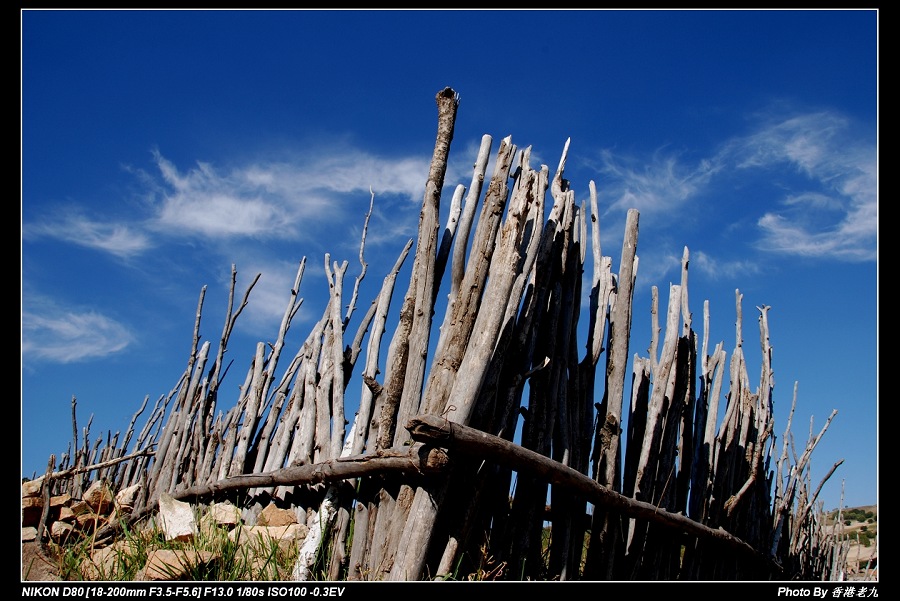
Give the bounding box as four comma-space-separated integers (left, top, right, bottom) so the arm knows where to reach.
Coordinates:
33, 87, 847, 581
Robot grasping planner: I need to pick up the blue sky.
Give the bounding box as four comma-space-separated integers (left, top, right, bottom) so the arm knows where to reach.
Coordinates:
21, 9, 877, 512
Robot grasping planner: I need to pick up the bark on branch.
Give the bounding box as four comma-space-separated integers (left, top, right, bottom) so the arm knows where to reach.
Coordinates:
406, 414, 782, 570
42, 447, 157, 482
172, 444, 449, 500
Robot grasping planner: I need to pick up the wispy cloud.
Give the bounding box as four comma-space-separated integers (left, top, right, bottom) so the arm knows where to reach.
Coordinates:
150, 152, 311, 239
22, 209, 151, 258
24, 146, 434, 259
283, 153, 429, 200
148, 149, 431, 239
225, 257, 318, 336
729, 112, 849, 174
691, 250, 761, 281
591, 108, 876, 264
596, 148, 720, 217
22, 296, 134, 364
725, 111, 877, 262
22, 146, 435, 359
755, 211, 875, 261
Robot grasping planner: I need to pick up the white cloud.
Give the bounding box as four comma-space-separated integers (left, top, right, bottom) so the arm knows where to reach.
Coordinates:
156, 190, 295, 238
22, 146, 433, 362
150, 153, 299, 238
147, 149, 431, 242
756, 213, 875, 261
227, 258, 319, 336
591, 108, 876, 265
691, 250, 761, 281
782, 192, 844, 211
730, 112, 848, 174
22, 296, 134, 364
24, 146, 434, 261
22, 210, 151, 258
726, 111, 876, 262
597, 148, 719, 217
288, 153, 428, 200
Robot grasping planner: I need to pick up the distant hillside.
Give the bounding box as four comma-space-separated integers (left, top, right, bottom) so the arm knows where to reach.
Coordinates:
828, 505, 878, 580
827, 504, 877, 523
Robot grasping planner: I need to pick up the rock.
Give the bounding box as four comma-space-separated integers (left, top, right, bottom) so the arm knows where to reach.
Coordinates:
199, 501, 243, 539
158, 493, 196, 543
142, 549, 218, 581
208, 501, 242, 526
84, 480, 115, 514
80, 540, 141, 580
50, 521, 74, 543
258, 502, 298, 527
80, 545, 119, 580
22, 477, 44, 498
69, 499, 92, 517
50, 493, 72, 511
74, 512, 102, 534
21, 480, 309, 582
22, 494, 71, 529
229, 523, 308, 555
115, 484, 142, 514
22, 496, 43, 528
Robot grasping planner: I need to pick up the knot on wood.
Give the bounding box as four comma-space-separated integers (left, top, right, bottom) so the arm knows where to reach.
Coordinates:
418, 446, 450, 474
405, 415, 453, 444
598, 413, 620, 449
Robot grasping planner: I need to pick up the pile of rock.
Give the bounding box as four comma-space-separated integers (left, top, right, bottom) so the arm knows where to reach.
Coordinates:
21, 478, 309, 581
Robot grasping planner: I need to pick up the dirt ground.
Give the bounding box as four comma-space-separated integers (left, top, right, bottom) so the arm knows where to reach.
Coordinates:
22, 541, 60, 581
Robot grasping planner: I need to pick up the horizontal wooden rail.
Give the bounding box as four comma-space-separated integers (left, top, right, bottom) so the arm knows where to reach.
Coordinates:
406, 413, 784, 574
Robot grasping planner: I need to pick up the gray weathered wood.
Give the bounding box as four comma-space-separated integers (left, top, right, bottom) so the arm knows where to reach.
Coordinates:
407, 415, 781, 567
389, 143, 537, 580
38, 87, 849, 581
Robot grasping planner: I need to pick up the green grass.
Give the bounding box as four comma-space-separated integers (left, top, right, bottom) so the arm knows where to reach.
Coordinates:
46, 506, 303, 581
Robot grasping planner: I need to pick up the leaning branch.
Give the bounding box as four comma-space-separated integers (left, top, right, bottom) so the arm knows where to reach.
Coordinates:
406, 414, 782, 570
38, 447, 157, 483
172, 444, 449, 500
